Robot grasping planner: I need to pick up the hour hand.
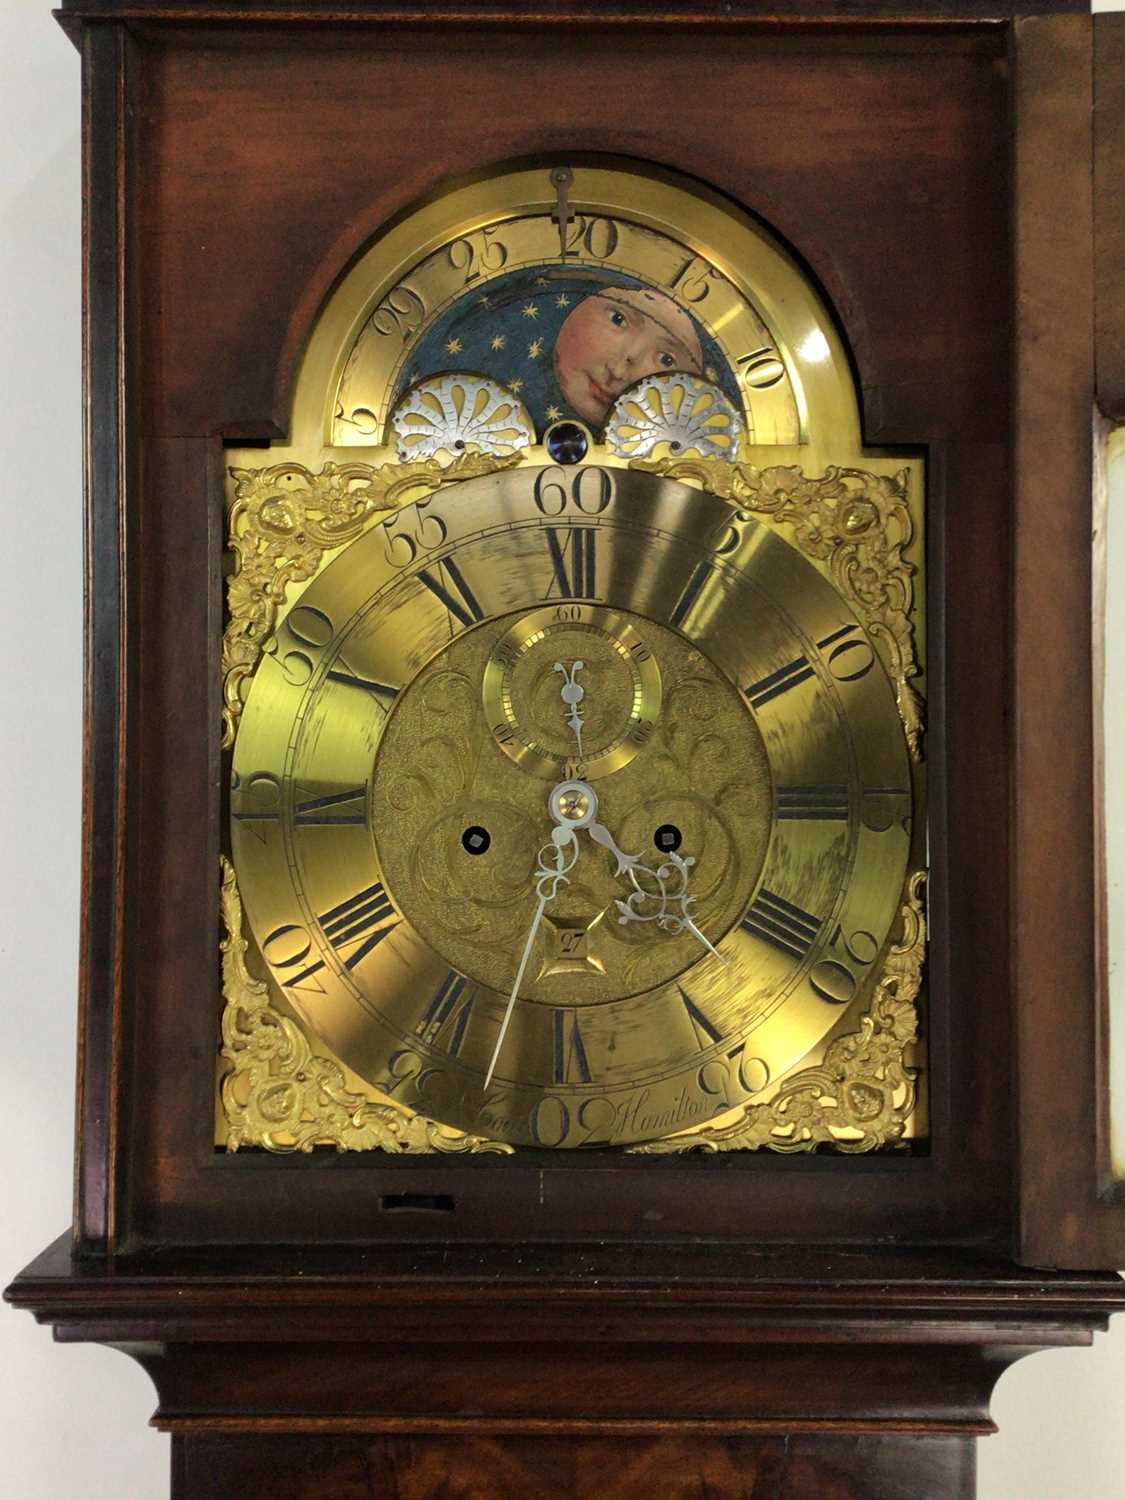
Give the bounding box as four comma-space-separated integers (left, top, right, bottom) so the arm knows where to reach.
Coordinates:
483, 797, 582, 1092
588, 816, 727, 965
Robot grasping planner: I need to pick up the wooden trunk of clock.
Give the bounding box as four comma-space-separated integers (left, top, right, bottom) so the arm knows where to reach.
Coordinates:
8, 5, 1125, 1499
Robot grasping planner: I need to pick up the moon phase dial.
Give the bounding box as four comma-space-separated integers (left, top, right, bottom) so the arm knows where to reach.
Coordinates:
481, 605, 663, 781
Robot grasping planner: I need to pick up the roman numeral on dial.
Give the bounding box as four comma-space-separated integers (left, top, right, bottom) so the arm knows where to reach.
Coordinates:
678, 986, 724, 1048
775, 784, 849, 820
740, 889, 823, 961
293, 784, 367, 826
545, 526, 597, 599
553, 1009, 593, 1085
416, 970, 474, 1058
744, 624, 870, 709
325, 658, 400, 708
743, 651, 817, 709
417, 558, 485, 631
264, 882, 400, 993
318, 881, 400, 969
670, 559, 713, 628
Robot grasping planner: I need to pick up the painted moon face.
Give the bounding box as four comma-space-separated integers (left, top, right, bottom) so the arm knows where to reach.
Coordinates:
553, 288, 704, 425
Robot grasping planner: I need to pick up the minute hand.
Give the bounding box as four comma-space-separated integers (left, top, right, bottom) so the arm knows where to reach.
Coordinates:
483, 823, 577, 1092
587, 818, 727, 963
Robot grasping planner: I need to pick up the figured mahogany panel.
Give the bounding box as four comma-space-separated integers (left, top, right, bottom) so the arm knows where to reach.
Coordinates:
172, 1432, 976, 1500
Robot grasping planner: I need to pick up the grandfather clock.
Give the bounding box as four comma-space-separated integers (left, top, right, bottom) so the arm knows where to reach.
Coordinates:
7, 3, 1125, 1497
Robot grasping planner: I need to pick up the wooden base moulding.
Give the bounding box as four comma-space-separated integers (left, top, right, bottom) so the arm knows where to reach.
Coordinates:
9, 1237, 1125, 1498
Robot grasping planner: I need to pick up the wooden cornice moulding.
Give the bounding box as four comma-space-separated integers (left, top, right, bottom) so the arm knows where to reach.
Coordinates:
52, 0, 1091, 33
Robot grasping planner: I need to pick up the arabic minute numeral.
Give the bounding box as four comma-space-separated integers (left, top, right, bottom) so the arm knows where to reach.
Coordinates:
861, 786, 913, 834
533, 466, 614, 517
370, 284, 426, 341
529, 1096, 571, 1148
382, 498, 449, 568
666, 254, 716, 305
805, 922, 881, 1007
447, 227, 509, 284
264, 603, 335, 687
565, 214, 619, 260
260, 921, 327, 993
230, 771, 281, 842
697, 1047, 771, 1106
711, 507, 753, 558
743, 624, 875, 709
736, 345, 786, 390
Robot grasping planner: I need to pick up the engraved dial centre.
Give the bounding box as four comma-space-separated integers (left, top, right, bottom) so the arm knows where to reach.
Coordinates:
370, 606, 772, 1008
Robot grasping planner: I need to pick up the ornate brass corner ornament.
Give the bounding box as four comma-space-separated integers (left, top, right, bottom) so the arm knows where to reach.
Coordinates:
221, 451, 522, 747
218, 856, 513, 1155
630, 870, 925, 1155
633, 458, 925, 759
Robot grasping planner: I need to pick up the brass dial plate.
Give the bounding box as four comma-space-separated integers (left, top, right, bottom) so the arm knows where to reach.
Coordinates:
231, 465, 912, 1148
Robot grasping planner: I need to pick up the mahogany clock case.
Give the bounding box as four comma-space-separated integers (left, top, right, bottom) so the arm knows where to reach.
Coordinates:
50, 3, 1124, 1263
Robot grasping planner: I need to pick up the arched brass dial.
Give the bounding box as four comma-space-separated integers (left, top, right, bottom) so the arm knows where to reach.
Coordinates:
231, 464, 912, 1148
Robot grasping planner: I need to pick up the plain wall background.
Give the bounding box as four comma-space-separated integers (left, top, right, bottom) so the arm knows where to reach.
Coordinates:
2, 2, 1122, 1494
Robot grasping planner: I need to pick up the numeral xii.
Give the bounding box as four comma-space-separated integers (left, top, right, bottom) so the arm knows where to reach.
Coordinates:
545, 526, 597, 600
